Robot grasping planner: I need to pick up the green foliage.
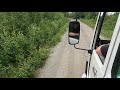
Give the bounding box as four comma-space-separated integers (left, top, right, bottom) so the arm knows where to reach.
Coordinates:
63, 12, 98, 20
0, 12, 68, 78
100, 13, 119, 39
63, 12, 75, 18
80, 18, 96, 28
80, 13, 119, 39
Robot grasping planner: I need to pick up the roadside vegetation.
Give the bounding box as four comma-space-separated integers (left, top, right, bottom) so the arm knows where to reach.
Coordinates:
0, 12, 68, 78
65, 12, 119, 39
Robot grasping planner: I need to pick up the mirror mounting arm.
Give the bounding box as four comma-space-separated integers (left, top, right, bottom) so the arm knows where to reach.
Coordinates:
74, 45, 92, 54
76, 18, 77, 21
75, 12, 77, 21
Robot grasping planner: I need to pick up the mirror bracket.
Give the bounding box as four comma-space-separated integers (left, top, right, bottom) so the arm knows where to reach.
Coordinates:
74, 45, 92, 54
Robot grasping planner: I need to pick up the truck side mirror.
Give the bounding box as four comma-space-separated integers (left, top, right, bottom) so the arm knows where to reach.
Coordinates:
68, 21, 80, 45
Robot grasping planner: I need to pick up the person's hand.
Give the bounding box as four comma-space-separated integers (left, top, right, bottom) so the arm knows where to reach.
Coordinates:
69, 32, 79, 36
96, 45, 104, 56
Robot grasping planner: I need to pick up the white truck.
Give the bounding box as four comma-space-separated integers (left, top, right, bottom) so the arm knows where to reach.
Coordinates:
68, 12, 120, 78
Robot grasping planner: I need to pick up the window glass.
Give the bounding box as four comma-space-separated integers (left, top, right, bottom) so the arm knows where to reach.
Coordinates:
100, 12, 119, 40
97, 12, 119, 64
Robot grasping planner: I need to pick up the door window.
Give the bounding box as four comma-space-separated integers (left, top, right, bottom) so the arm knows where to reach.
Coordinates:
95, 12, 119, 64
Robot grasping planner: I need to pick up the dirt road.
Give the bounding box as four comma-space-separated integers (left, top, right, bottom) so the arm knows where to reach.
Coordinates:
36, 21, 94, 78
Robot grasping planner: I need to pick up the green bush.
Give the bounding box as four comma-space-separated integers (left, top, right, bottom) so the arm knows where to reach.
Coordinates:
0, 12, 68, 78
80, 13, 119, 39
101, 14, 118, 39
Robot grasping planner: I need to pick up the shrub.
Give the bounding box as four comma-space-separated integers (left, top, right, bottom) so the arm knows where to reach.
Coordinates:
0, 12, 68, 78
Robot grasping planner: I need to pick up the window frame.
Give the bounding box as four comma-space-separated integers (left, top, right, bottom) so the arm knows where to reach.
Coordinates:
95, 12, 118, 65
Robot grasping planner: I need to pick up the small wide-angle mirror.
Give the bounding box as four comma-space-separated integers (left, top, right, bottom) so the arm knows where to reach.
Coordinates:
68, 21, 80, 45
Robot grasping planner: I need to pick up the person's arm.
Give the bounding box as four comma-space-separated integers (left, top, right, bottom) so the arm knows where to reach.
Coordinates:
69, 32, 79, 36
96, 45, 103, 56
96, 44, 109, 58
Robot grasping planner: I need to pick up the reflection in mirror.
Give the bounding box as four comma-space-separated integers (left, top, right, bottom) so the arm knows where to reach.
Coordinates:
69, 37, 79, 45
68, 21, 80, 45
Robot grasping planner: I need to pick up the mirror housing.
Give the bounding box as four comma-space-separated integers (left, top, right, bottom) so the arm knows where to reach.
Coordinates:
68, 21, 80, 45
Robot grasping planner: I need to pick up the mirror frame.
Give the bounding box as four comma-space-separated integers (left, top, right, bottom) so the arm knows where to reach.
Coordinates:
68, 20, 80, 45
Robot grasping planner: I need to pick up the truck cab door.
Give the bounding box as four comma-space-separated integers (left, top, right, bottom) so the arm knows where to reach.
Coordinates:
88, 50, 105, 78
87, 12, 119, 78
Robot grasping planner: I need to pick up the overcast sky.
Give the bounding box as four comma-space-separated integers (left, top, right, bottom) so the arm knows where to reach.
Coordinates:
68, 12, 116, 15
107, 12, 116, 15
